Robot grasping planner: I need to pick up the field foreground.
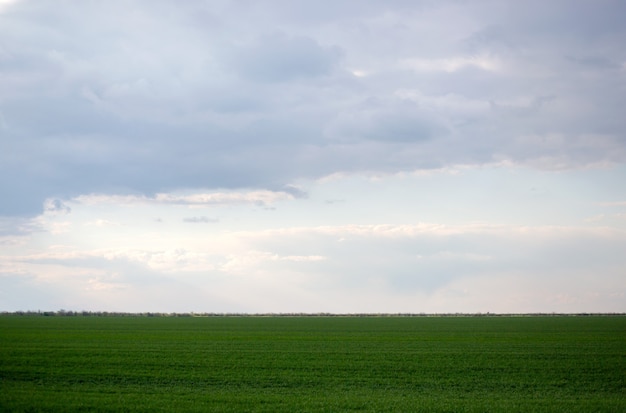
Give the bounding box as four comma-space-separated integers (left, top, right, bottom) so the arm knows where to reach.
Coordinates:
1, 315, 625, 412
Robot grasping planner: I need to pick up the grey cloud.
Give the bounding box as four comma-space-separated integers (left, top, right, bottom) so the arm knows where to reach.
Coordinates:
503, 0, 626, 41
326, 98, 448, 143
256, 0, 421, 25
226, 32, 343, 82
463, 25, 518, 55
43, 199, 71, 215
566, 55, 622, 71
279, 185, 308, 199
1, 0, 625, 217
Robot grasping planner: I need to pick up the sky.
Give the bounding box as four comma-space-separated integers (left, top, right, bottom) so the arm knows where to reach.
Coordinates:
1, 0, 625, 313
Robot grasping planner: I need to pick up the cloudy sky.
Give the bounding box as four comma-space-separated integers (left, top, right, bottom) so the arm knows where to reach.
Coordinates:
1, 0, 625, 313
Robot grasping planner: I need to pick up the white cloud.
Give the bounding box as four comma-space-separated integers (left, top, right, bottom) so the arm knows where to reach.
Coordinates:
2, 216, 624, 312
400, 55, 502, 73
219, 251, 326, 275
84, 219, 120, 228
231, 222, 625, 241
182, 216, 219, 224
599, 201, 626, 207
0, 0, 18, 12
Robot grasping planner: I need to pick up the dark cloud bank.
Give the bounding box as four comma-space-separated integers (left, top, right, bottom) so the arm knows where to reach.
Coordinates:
1, 0, 625, 216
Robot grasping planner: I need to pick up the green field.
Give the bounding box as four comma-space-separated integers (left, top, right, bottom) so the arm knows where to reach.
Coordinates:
1, 315, 624, 412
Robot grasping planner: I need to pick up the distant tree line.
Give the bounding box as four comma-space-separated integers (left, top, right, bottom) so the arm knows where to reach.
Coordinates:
1, 310, 624, 317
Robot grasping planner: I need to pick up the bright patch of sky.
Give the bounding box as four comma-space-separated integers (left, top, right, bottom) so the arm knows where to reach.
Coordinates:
1, 0, 625, 313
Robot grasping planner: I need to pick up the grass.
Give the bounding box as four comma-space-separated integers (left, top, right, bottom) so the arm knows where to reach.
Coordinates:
1, 315, 625, 412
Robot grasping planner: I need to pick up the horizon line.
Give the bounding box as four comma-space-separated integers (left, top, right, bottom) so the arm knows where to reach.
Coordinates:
2, 310, 625, 317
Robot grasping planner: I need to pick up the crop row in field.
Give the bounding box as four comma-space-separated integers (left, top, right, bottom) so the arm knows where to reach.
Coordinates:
1, 316, 625, 412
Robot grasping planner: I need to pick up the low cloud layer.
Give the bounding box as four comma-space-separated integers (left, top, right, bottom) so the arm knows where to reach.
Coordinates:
2, 220, 624, 313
